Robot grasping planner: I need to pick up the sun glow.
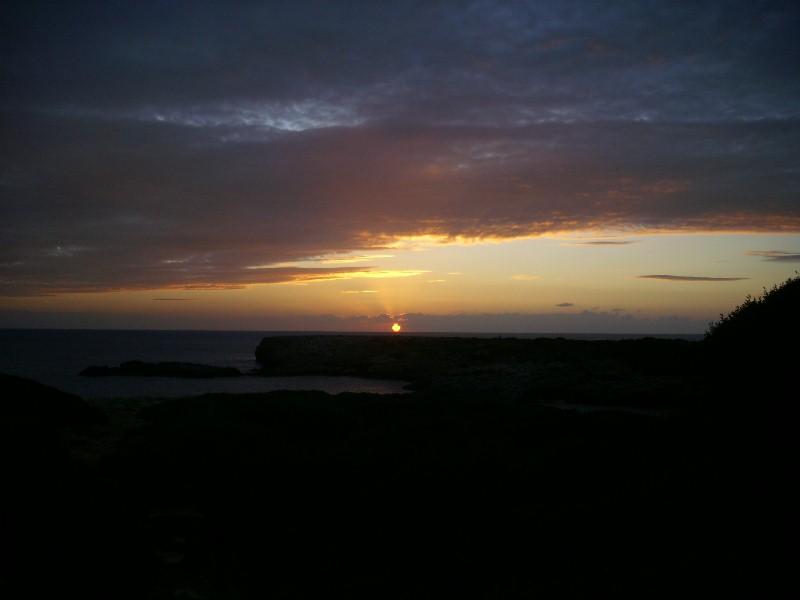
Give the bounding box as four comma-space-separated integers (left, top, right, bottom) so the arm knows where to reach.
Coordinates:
391, 323, 402, 333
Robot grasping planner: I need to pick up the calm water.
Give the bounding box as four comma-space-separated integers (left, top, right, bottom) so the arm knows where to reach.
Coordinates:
0, 329, 702, 400
0, 329, 412, 399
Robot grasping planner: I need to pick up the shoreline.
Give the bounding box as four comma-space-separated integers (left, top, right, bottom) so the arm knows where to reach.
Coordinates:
1, 331, 794, 598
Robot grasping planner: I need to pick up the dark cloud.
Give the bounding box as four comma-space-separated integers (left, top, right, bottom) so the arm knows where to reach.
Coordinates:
556, 302, 575, 307
744, 251, 800, 262
2, 1, 799, 295
6, 1, 797, 121
638, 275, 748, 282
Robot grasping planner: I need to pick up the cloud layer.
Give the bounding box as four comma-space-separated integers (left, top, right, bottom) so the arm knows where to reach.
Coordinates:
2, 1, 799, 295
638, 275, 748, 282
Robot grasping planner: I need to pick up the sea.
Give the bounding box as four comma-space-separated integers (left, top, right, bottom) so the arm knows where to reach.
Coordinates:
0, 329, 703, 401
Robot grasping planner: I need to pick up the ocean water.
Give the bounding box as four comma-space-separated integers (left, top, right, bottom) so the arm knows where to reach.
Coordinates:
0, 329, 412, 400
0, 329, 702, 401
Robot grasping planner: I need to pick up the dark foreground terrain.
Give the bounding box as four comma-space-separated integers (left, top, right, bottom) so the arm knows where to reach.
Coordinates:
0, 336, 796, 598
255, 335, 709, 407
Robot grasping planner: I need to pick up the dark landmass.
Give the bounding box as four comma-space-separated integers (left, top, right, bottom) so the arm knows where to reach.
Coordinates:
256, 334, 708, 408
0, 372, 107, 426
4, 277, 796, 598
80, 360, 243, 378
2, 307, 796, 598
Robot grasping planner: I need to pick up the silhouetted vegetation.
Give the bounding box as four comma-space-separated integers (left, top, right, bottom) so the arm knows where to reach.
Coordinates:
704, 272, 799, 381
705, 272, 800, 346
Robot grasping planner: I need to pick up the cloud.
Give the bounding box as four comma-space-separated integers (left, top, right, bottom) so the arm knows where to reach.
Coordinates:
744, 251, 800, 262
571, 241, 638, 246
2, 1, 799, 296
638, 275, 748, 282
316, 254, 395, 264
556, 303, 575, 307
6, 2, 799, 121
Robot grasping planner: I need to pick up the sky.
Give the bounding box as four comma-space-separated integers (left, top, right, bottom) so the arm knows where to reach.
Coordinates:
1, 0, 799, 333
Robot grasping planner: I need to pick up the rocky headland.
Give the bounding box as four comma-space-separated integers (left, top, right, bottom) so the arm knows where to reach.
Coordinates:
255, 334, 708, 408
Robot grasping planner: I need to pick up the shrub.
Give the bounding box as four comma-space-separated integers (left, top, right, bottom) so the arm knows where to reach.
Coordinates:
703, 273, 799, 385
705, 272, 800, 345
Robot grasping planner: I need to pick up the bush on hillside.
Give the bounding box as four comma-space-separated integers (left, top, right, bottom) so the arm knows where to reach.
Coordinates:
704, 273, 799, 382
705, 272, 800, 346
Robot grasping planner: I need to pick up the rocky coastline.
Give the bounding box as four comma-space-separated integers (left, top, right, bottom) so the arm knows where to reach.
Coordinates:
1, 331, 794, 598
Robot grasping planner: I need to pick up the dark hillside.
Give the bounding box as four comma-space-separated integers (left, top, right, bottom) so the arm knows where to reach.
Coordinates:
704, 273, 799, 387
705, 273, 800, 347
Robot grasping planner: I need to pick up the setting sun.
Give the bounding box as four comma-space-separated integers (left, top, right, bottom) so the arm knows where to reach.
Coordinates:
391, 323, 402, 333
